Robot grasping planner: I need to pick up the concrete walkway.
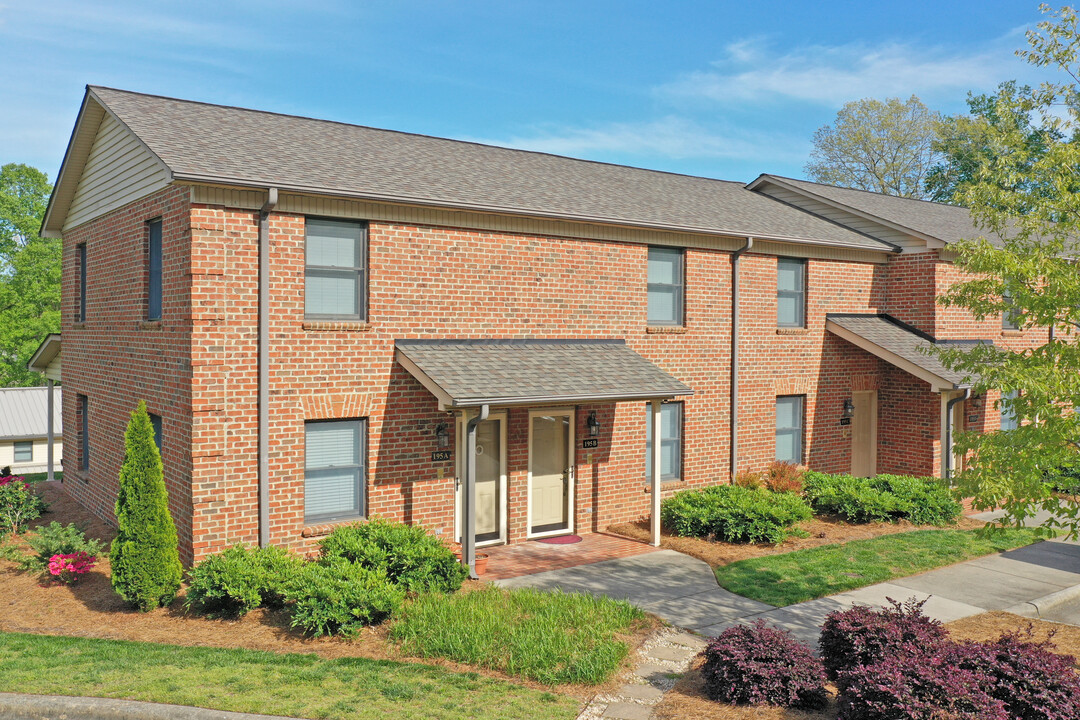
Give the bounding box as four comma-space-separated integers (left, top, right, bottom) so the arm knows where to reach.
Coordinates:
496, 537, 1080, 646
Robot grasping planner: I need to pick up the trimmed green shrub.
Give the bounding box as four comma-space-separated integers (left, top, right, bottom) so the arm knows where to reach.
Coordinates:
318, 517, 467, 594
185, 544, 305, 617
24, 522, 103, 570
661, 485, 812, 544
0, 476, 47, 534
286, 560, 405, 637
110, 400, 183, 611
803, 472, 960, 525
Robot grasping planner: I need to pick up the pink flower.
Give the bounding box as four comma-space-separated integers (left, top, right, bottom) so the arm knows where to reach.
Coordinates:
47, 552, 96, 583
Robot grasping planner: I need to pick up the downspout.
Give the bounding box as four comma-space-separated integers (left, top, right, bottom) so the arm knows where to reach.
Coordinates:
258, 187, 278, 548
730, 237, 754, 480
943, 387, 970, 482
462, 404, 490, 579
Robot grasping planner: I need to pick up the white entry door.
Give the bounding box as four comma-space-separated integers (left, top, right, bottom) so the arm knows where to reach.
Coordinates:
455, 411, 507, 546
528, 409, 574, 537
850, 390, 878, 477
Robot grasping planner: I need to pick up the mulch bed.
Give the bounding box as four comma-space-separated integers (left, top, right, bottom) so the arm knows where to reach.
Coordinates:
654, 613, 1080, 720
0, 481, 656, 700
608, 515, 986, 570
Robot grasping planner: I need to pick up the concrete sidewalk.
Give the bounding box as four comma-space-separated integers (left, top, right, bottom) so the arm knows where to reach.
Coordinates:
495, 536, 1080, 646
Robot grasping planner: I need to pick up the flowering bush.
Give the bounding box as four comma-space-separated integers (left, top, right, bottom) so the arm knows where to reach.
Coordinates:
25, 521, 103, 570
0, 477, 47, 534
701, 621, 828, 710
47, 551, 97, 584
819, 598, 948, 680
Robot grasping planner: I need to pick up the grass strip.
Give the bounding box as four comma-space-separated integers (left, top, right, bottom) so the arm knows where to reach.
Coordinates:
389, 585, 647, 685
714, 528, 1042, 607
0, 631, 577, 720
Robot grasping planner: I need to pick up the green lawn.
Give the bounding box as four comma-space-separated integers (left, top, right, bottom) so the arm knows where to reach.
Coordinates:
0, 632, 578, 720
18, 471, 61, 483
715, 528, 1042, 607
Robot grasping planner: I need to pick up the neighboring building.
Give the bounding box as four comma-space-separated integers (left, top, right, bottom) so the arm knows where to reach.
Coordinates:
39, 86, 1047, 563
0, 386, 63, 475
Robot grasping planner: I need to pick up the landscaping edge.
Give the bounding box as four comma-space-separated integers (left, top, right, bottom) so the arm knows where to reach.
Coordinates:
0, 693, 294, 720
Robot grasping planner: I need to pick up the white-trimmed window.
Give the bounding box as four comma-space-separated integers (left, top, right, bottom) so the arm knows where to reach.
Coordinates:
13, 441, 32, 463
645, 402, 683, 482
305, 419, 367, 524
305, 218, 367, 320
777, 258, 807, 328
647, 247, 684, 326
776, 395, 805, 463
1002, 290, 1020, 331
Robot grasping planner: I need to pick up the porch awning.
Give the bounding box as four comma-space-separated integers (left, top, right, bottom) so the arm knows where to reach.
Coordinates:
825, 314, 981, 391
27, 333, 62, 382
395, 339, 693, 410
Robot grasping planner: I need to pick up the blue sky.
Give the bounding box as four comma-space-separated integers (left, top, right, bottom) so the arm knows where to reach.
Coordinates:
0, 1, 1059, 184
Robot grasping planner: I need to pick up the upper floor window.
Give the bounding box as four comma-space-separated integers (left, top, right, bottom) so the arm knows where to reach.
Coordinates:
147, 219, 163, 321
305, 218, 367, 320
777, 258, 806, 328
645, 401, 683, 482
647, 246, 684, 326
776, 395, 805, 464
76, 244, 87, 323
305, 418, 367, 524
1000, 389, 1019, 430
1001, 290, 1020, 331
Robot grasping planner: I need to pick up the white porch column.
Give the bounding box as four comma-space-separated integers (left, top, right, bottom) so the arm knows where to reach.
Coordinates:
46, 380, 55, 482
650, 399, 662, 547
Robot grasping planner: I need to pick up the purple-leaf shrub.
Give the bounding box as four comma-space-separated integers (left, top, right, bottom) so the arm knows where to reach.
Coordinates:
837, 650, 1008, 720
946, 631, 1080, 720
819, 597, 948, 680
702, 620, 828, 710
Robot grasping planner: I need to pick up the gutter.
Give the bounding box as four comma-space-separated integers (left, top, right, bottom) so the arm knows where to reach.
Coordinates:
943, 388, 970, 482
730, 237, 754, 479
258, 187, 278, 547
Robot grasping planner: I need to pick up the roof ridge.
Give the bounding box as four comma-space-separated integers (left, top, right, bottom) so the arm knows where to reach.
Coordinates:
762, 173, 969, 211
89, 85, 750, 187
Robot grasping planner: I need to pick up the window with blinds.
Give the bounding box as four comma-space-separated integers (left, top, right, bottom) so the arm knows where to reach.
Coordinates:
777, 258, 806, 328
647, 246, 684, 326
304, 419, 367, 524
305, 218, 367, 320
776, 395, 805, 463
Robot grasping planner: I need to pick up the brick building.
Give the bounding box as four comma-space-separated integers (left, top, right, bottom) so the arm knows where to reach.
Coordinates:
37, 87, 1046, 565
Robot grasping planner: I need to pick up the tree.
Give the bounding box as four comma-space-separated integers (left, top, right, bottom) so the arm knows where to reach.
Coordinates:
804, 96, 945, 199
110, 400, 182, 611
934, 4, 1080, 539
0, 163, 58, 387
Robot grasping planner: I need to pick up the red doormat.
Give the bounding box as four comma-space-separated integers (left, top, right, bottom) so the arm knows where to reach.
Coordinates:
534, 535, 582, 545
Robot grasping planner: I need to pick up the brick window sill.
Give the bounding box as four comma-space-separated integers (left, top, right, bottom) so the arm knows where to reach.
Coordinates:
644, 480, 684, 493
303, 321, 372, 332
138, 321, 163, 331
646, 326, 688, 334
301, 517, 366, 537
72, 470, 90, 484
1000, 330, 1024, 338
776, 327, 810, 336
70, 322, 86, 330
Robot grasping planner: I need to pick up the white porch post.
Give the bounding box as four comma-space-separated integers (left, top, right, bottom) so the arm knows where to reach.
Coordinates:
650, 399, 662, 547
46, 380, 55, 482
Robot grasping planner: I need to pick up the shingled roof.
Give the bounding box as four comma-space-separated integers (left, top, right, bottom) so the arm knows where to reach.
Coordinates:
45, 86, 895, 252
395, 339, 692, 409
750, 174, 1002, 246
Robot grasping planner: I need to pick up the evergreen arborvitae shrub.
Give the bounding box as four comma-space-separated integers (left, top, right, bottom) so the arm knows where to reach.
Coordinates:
109, 400, 182, 611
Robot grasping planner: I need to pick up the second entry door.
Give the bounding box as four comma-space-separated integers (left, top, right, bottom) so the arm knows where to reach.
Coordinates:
529, 409, 573, 536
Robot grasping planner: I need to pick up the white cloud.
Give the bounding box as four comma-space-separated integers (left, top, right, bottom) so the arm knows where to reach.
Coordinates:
467, 116, 809, 164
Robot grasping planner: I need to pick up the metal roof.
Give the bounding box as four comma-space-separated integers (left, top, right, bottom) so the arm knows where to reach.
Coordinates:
825, 314, 984, 390
50, 86, 894, 252
0, 386, 63, 439
395, 339, 693, 409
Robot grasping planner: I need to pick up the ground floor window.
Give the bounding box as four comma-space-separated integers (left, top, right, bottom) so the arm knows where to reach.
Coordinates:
645, 401, 683, 482
776, 395, 805, 464
149, 413, 163, 452
13, 441, 32, 463
1000, 389, 1019, 430
304, 418, 367, 524
78, 393, 89, 472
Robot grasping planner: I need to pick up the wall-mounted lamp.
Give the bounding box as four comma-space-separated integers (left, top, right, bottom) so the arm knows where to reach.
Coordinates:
969, 394, 984, 411
586, 410, 601, 437
434, 423, 449, 449
842, 398, 855, 419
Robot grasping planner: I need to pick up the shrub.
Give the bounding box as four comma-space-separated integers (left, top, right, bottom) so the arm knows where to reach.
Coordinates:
819, 597, 948, 680
733, 470, 764, 489
25, 521, 103, 570
700, 621, 828, 710
318, 518, 467, 594
946, 632, 1080, 720
837, 650, 1008, 720
803, 472, 960, 525
286, 560, 404, 637
110, 400, 183, 611
0, 476, 47, 534
764, 461, 805, 494
661, 485, 812, 544
47, 551, 97, 584
185, 544, 305, 617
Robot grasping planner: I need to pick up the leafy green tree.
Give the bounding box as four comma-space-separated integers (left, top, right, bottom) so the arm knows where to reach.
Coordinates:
804, 96, 945, 199
0, 163, 58, 387
934, 4, 1080, 538
110, 400, 182, 610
